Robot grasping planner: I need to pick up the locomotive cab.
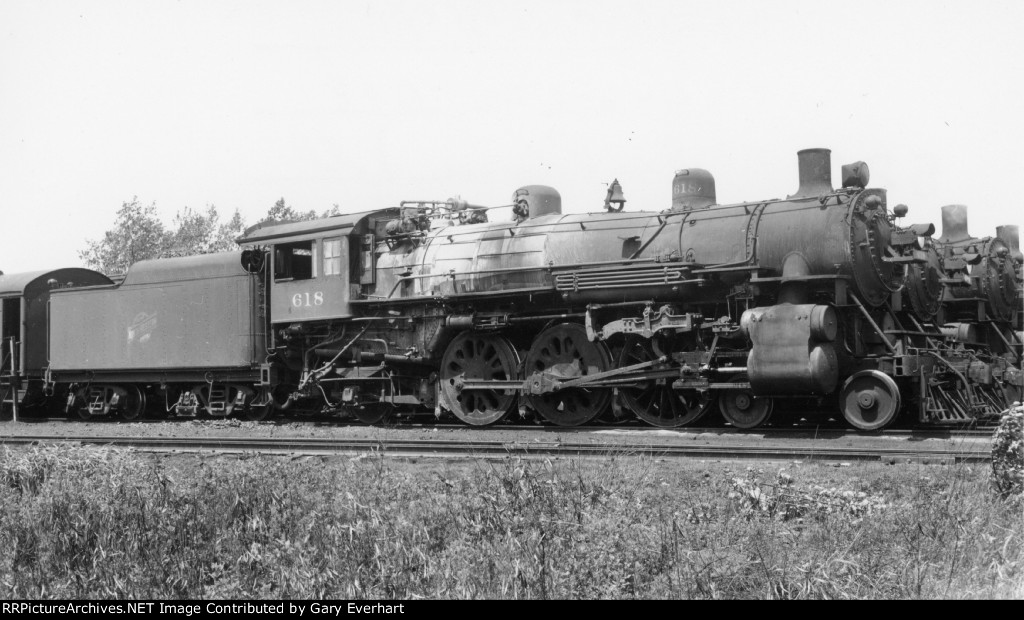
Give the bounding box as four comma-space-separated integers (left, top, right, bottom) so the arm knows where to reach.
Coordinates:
238, 209, 398, 326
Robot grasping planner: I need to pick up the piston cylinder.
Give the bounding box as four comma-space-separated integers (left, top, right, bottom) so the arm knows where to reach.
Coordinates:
741, 304, 839, 395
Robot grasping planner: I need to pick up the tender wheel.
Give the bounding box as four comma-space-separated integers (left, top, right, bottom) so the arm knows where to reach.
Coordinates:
74, 385, 115, 420
440, 332, 520, 426
524, 323, 612, 427
840, 370, 901, 431
71, 388, 92, 421
245, 403, 273, 421
617, 336, 713, 427
244, 387, 282, 422
118, 385, 146, 421
718, 375, 773, 429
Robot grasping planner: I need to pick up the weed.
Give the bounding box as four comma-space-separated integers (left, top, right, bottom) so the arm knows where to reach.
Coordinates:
0, 446, 1021, 599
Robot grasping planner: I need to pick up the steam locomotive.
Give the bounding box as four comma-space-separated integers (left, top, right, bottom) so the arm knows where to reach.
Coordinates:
1, 148, 1020, 430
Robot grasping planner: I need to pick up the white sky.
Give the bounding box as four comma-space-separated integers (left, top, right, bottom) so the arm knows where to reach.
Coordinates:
1, 0, 1022, 273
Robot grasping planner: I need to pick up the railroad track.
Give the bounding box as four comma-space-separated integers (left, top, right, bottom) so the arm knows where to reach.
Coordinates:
2, 416, 996, 439
0, 434, 993, 464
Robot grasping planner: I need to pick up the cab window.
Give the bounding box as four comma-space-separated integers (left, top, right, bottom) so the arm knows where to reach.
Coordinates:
275, 241, 317, 281
323, 238, 344, 276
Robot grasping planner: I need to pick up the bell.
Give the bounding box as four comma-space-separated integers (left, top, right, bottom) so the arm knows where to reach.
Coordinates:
604, 178, 626, 212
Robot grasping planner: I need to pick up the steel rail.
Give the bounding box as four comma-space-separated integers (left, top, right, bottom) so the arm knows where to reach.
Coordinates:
0, 434, 992, 464
0, 418, 998, 438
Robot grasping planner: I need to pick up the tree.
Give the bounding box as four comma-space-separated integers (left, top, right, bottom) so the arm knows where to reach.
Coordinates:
81, 196, 339, 276
261, 197, 318, 224
79, 198, 171, 274
164, 205, 248, 257
215, 208, 248, 251
257, 198, 341, 225
81, 200, 251, 275
165, 205, 220, 258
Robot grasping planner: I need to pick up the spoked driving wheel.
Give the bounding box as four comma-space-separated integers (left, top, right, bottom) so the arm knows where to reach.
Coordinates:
839, 370, 901, 431
524, 323, 612, 427
718, 375, 773, 429
440, 332, 520, 426
617, 335, 713, 427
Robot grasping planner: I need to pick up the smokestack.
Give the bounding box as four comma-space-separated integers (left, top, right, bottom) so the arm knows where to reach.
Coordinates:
788, 148, 833, 199
997, 224, 1022, 263
938, 204, 972, 244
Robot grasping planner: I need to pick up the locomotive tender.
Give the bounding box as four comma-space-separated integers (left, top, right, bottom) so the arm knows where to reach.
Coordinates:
1, 148, 1020, 430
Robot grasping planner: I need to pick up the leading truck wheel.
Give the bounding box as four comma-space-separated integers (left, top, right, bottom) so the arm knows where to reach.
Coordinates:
840, 370, 901, 431
718, 375, 773, 429
440, 332, 520, 426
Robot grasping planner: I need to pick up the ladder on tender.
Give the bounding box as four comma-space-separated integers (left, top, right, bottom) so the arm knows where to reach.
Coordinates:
1, 338, 19, 420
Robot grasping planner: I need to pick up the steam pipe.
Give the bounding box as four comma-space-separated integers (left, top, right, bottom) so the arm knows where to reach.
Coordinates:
849, 293, 898, 355
990, 327, 1021, 363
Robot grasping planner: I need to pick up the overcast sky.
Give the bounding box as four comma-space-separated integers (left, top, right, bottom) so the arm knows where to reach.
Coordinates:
1, 0, 1022, 273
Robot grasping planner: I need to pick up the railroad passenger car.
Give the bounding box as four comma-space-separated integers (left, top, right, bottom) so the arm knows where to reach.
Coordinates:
1, 268, 112, 414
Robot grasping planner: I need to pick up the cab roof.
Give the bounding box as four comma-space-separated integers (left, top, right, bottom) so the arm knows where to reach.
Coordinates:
237, 208, 398, 245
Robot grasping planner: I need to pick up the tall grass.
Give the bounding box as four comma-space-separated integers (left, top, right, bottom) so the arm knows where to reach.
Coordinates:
0, 445, 1021, 599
